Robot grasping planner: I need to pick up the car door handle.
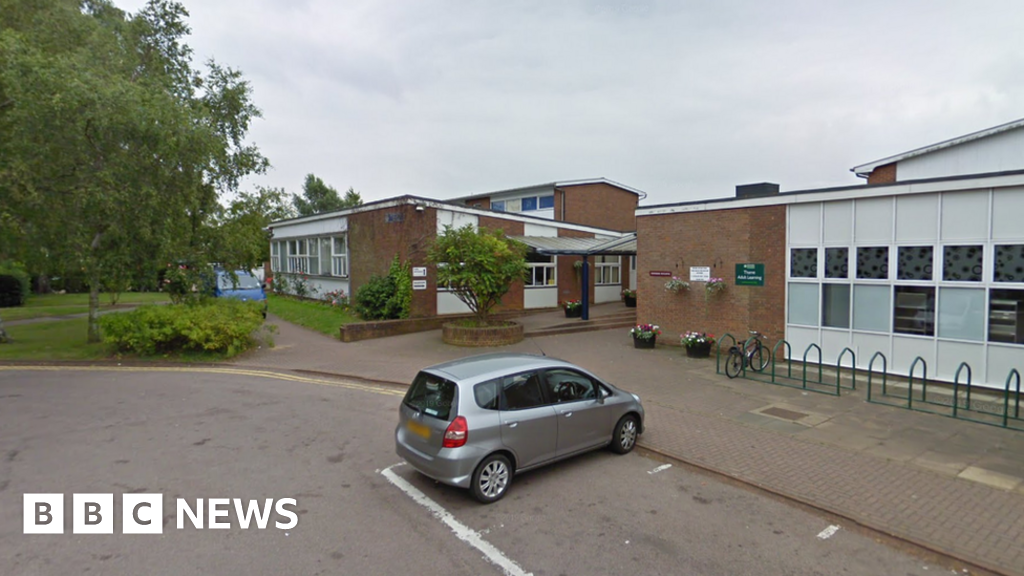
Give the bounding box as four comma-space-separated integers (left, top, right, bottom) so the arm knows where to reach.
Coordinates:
561, 411, 573, 417
506, 422, 518, 428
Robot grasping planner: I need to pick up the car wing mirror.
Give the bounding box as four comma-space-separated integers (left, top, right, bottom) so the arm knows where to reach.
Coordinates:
596, 387, 605, 404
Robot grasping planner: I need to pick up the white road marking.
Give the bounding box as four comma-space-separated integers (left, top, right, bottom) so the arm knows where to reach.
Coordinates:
380, 463, 532, 576
817, 524, 840, 540
647, 464, 672, 475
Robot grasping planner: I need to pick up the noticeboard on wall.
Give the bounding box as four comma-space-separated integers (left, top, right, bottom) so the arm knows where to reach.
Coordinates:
689, 267, 710, 282
735, 263, 765, 286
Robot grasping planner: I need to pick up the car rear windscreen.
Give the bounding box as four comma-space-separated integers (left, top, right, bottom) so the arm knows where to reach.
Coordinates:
403, 372, 457, 420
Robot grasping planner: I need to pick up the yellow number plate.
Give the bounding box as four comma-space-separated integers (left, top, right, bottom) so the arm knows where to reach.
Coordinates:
407, 420, 430, 439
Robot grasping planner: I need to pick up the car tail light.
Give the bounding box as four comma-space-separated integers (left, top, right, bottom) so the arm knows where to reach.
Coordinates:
443, 416, 468, 448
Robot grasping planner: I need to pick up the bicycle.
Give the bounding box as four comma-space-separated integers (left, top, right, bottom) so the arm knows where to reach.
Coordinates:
725, 330, 772, 378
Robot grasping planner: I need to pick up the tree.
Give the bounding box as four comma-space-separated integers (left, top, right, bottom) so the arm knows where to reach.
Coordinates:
207, 186, 293, 271
0, 0, 268, 342
427, 225, 528, 325
292, 174, 362, 216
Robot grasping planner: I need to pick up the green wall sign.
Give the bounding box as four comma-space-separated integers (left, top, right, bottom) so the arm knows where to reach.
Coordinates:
735, 263, 764, 286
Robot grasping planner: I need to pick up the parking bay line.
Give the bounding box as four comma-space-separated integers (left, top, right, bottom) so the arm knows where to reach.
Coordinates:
648, 464, 672, 475
380, 463, 532, 576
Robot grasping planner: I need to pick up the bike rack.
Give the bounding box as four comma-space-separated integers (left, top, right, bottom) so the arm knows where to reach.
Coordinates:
1005, 369, 1022, 428
802, 343, 823, 392
715, 333, 738, 375
952, 362, 971, 418
771, 340, 793, 381
866, 351, 887, 403
907, 357, 927, 410
836, 347, 856, 391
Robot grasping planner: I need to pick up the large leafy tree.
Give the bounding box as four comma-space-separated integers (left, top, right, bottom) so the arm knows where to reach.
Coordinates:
292, 173, 362, 216
427, 224, 528, 325
0, 0, 268, 342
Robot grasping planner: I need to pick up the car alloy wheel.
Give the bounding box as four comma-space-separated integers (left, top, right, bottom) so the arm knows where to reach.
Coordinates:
610, 415, 638, 454
472, 454, 511, 503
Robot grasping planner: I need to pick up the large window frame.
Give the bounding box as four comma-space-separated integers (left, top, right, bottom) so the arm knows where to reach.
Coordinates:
278, 234, 348, 277
525, 253, 556, 287
594, 255, 621, 285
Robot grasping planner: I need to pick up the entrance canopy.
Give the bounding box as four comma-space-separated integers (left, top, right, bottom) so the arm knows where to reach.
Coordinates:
510, 233, 636, 257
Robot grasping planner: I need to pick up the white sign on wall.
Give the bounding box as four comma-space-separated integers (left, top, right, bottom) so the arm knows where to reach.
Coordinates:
412, 280, 427, 290
412, 267, 427, 278
689, 266, 711, 282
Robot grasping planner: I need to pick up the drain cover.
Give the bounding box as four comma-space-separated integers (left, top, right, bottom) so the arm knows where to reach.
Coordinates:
760, 407, 809, 421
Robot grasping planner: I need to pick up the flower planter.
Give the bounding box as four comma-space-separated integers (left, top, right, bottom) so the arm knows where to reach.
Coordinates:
564, 307, 582, 318
685, 341, 712, 358
623, 295, 637, 308
632, 335, 656, 349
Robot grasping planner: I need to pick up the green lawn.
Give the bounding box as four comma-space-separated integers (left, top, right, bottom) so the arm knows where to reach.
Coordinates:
0, 318, 109, 360
268, 294, 360, 337
0, 292, 170, 322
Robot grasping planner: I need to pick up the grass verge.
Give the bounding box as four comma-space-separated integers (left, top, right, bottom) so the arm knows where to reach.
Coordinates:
268, 294, 360, 337
0, 292, 170, 322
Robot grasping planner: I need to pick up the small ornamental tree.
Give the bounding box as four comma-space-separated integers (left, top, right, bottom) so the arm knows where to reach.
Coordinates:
428, 225, 528, 326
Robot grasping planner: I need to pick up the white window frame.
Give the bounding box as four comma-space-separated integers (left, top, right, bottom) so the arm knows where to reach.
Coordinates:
332, 235, 348, 277
526, 255, 556, 287
271, 241, 283, 273
287, 239, 310, 274
594, 255, 620, 285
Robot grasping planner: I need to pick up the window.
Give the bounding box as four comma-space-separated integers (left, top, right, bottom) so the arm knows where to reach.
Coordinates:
491, 200, 506, 212
897, 246, 933, 280
594, 255, 620, 285
943, 245, 983, 282
938, 288, 985, 341
994, 245, 1024, 282
525, 253, 555, 287
500, 372, 546, 410
271, 242, 283, 273
790, 248, 817, 278
287, 240, 311, 274
541, 369, 597, 404
853, 285, 890, 332
893, 286, 935, 336
539, 195, 554, 209
825, 248, 848, 279
332, 236, 348, 277
788, 283, 819, 326
521, 197, 537, 211
822, 284, 851, 328
319, 238, 332, 277
474, 379, 501, 411
989, 289, 1024, 344
403, 372, 457, 420
857, 247, 889, 279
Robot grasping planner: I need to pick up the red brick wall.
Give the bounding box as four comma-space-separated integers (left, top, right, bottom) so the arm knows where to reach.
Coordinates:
560, 183, 638, 231
636, 205, 786, 346
349, 204, 437, 317
867, 163, 897, 184
479, 216, 526, 312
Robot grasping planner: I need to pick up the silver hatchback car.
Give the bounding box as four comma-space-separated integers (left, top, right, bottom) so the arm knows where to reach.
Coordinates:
395, 353, 645, 503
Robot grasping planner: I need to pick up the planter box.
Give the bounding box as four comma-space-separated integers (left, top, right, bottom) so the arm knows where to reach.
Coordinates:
564, 307, 582, 318
623, 296, 637, 308
685, 341, 712, 358
632, 335, 656, 349
442, 320, 524, 347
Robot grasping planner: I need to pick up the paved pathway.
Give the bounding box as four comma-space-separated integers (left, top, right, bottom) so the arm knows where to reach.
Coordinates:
235, 305, 1024, 575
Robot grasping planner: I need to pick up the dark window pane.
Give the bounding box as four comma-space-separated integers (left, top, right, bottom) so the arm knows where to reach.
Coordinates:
857, 247, 889, 279
542, 369, 597, 403
893, 286, 935, 336
988, 289, 1024, 344
403, 372, 457, 420
943, 245, 983, 282
897, 246, 933, 280
491, 201, 505, 211
822, 284, 851, 328
825, 248, 849, 279
474, 380, 501, 410
501, 372, 546, 410
994, 245, 1024, 282
790, 248, 817, 278
539, 195, 555, 209
521, 197, 538, 211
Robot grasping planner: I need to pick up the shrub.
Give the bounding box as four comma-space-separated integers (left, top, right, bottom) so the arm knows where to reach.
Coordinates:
100, 299, 266, 356
0, 261, 31, 303
353, 255, 411, 320
0, 274, 26, 308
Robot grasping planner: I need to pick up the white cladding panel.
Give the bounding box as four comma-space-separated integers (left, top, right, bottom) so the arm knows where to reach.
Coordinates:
524, 223, 558, 237
851, 333, 891, 369
788, 204, 821, 245
854, 197, 893, 244
595, 285, 621, 304
437, 292, 472, 315
895, 193, 938, 242
991, 187, 1024, 241
940, 190, 988, 241
822, 201, 852, 245
524, 287, 558, 309
935, 341, 985, 383
897, 127, 1024, 181
272, 217, 347, 239
437, 210, 478, 233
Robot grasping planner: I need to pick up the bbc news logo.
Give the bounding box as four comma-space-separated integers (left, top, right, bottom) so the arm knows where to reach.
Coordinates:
23, 494, 298, 534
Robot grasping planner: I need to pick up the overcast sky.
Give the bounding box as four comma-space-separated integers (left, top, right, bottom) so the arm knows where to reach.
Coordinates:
115, 0, 1024, 206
